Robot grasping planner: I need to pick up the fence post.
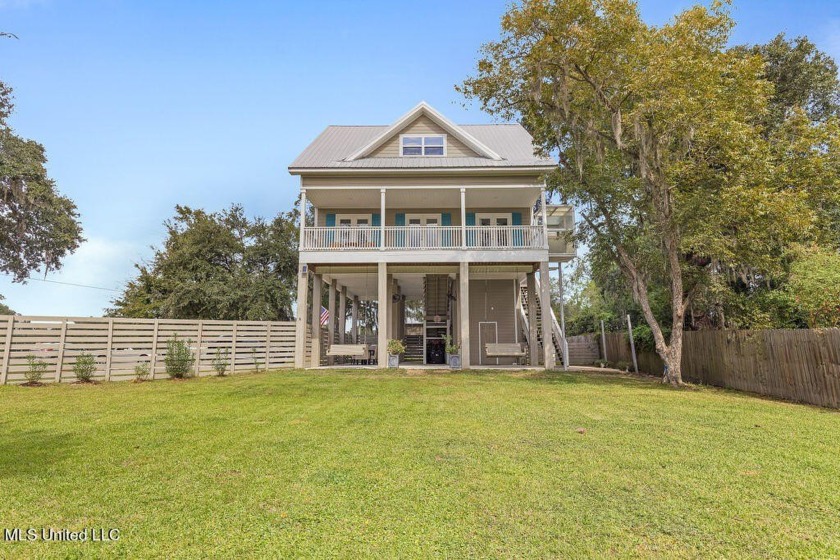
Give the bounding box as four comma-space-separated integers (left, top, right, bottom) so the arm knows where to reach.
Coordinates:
231, 322, 238, 374
149, 319, 159, 380
264, 322, 272, 371
626, 314, 638, 374
104, 318, 114, 381
1, 315, 14, 385
600, 320, 608, 362
194, 320, 203, 377
55, 319, 68, 383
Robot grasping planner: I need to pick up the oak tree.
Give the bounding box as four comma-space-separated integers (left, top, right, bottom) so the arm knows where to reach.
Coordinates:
460, 0, 814, 384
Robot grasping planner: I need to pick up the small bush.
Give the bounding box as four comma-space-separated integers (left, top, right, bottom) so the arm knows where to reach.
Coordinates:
593, 359, 608, 368
73, 352, 97, 382
134, 362, 150, 381
24, 354, 48, 384
614, 360, 631, 372
443, 335, 460, 356
630, 324, 669, 353
212, 348, 229, 376
386, 339, 406, 355
164, 334, 195, 379
251, 347, 263, 372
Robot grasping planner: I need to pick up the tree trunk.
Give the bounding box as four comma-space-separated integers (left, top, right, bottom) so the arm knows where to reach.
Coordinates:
661, 326, 684, 385
616, 245, 686, 386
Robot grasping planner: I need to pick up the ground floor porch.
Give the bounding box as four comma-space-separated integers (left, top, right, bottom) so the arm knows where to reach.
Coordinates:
294, 261, 567, 369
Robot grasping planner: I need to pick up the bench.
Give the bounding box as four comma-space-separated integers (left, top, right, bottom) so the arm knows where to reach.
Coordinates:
485, 343, 527, 365
326, 344, 370, 364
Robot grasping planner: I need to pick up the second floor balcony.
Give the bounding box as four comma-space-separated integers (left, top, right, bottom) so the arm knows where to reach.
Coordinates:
302, 225, 549, 251
296, 184, 576, 262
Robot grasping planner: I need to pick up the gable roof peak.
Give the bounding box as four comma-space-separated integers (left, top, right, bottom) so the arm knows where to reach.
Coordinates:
344, 101, 503, 162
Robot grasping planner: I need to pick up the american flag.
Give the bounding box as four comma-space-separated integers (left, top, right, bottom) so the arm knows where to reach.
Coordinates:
320, 306, 329, 326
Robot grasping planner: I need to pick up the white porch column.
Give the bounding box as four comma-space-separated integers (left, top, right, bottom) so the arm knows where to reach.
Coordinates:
460, 187, 467, 249
386, 275, 394, 341
526, 271, 539, 366
540, 186, 549, 249
558, 263, 568, 371
459, 261, 471, 368
310, 273, 323, 367
539, 261, 556, 369
294, 263, 309, 368
380, 188, 386, 250
351, 296, 359, 344
339, 286, 347, 344
327, 279, 337, 365
377, 262, 388, 366
299, 188, 307, 250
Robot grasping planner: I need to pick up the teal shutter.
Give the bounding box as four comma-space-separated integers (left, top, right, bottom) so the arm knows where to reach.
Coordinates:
465, 213, 476, 226
512, 212, 523, 246
466, 212, 476, 246
395, 213, 405, 247
372, 213, 381, 246
325, 213, 336, 245
441, 213, 452, 246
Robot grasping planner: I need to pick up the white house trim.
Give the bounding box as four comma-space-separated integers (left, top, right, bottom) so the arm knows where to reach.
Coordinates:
344, 102, 503, 162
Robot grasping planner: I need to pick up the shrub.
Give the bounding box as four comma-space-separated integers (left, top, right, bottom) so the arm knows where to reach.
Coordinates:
614, 360, 631, 372
386, 339, 406, 355
134, 362, 150, 381
443, 335, 461, 355
251, 347, 263, 372
164, 334, 195, 379
630, 324, 669, 353
24, 354, 47, 384
73, 352, 97, 382
212, 347, 229, 376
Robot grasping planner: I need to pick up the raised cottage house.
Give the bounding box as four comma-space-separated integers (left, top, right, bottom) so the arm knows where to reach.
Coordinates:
290, 102, 574, 368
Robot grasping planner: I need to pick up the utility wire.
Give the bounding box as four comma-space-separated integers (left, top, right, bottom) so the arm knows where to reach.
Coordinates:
2, 274, 121, 292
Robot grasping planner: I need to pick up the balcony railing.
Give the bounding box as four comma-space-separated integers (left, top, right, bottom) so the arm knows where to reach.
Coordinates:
301, 225, 547, 251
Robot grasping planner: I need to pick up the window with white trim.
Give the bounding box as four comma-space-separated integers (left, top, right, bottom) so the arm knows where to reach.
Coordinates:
400, 134, 446, 156
406, 213, 440, 226
335, 214, 372, 227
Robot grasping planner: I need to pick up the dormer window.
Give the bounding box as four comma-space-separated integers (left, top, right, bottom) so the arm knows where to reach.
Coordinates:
400, 134, 446, 157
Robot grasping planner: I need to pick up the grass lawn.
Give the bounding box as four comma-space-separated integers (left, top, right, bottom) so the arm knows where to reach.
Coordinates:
1, 369, 838, 559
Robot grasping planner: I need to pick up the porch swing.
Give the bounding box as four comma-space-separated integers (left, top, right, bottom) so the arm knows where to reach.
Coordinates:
326, 272, 372, 366
478, 264, 527, 366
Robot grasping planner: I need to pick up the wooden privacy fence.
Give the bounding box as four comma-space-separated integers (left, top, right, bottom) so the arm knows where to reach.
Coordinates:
566, 334, 600, 366
601, 329, 840, 408
0, 315, 298, 384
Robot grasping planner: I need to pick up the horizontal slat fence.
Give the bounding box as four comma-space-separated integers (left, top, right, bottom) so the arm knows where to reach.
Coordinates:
567, 334, 600, 366
0, 315, 298, 384
600, 328, 840, 408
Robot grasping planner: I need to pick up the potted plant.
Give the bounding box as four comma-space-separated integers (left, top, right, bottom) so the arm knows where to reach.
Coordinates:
386, 339, 405, 368
444, 335, 461, 369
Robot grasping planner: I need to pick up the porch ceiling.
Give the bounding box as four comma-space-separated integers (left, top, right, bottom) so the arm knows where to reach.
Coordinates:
317, 264, 531, 301
305, 186, 541, 209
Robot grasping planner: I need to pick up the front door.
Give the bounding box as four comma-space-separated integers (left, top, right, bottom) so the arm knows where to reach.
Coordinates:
478, 322, 498, 365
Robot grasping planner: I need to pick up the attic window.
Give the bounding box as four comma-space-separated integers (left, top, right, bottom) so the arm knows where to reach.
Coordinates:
400, 134, 446, 156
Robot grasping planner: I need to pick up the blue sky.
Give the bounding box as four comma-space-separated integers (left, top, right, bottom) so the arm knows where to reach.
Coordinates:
1, 0, 839, 316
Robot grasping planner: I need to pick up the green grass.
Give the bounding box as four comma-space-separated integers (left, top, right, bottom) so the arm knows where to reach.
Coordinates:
1, 369, 838, 559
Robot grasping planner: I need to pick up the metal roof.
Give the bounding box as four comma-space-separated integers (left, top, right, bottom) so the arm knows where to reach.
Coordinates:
289, 123, 556, 171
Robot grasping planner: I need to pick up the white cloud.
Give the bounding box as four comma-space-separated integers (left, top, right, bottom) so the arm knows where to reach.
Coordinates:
0, 236, 149, 317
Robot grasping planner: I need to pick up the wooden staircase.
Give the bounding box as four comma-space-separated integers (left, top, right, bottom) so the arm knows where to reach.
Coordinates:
518, 280, 567, 368
403, 334, 424, 362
